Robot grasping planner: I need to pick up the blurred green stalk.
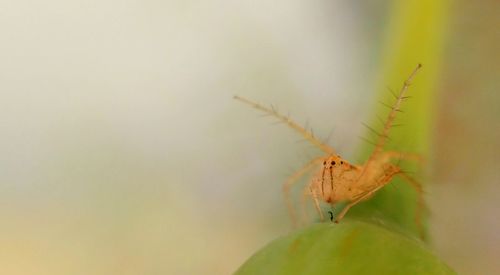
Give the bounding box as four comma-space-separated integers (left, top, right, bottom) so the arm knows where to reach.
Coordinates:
349, 0, 450, 240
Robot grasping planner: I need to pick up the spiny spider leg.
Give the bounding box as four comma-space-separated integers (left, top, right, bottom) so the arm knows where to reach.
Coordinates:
283, 157, 324, 227
309, 186, 324, 222
234, 96, 335, 154
335, 167, 400, 223
396, 171, 426, 239
364, 64, 422, 168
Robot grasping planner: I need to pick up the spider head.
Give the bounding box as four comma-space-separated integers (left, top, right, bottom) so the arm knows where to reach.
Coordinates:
322, 155, 350, 172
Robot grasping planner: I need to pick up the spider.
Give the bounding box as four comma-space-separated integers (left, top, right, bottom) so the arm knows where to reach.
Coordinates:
234, 64, 424, 236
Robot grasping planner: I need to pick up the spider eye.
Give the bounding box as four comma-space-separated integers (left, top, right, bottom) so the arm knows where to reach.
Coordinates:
340, 161, 344, 165
323, 161, 326, 165
331, 161, 336, 165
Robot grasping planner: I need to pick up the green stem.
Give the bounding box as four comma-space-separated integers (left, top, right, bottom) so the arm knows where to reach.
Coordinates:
350, 0, 450, 239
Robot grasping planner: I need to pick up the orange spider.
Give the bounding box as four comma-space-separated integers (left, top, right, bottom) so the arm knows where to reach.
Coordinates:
234, 64, 424, 235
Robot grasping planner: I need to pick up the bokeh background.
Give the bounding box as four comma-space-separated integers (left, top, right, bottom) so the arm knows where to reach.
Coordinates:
1, 0, 498, 274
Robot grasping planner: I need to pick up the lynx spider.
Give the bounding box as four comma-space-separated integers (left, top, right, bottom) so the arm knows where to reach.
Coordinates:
235, 64, 424, 236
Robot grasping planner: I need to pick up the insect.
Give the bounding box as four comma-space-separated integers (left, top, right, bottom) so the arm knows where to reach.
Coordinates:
234, 64, 424, 235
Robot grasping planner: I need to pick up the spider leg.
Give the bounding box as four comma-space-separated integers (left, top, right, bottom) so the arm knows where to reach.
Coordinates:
380, 151, 425, 168
334, 186, 382, 223
335, 169, 399, 223
396, 171, 426, 239
234, 96, 336, 154
299, 188, 311, 225
309, 186, 324, 222
363, 64, 422, 168
283, 157, 324, 227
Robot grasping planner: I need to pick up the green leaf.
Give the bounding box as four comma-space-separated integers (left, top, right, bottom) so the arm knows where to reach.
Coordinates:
236, 222, 455, 275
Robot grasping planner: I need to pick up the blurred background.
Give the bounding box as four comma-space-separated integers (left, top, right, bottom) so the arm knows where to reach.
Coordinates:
0, 0, 498, 274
